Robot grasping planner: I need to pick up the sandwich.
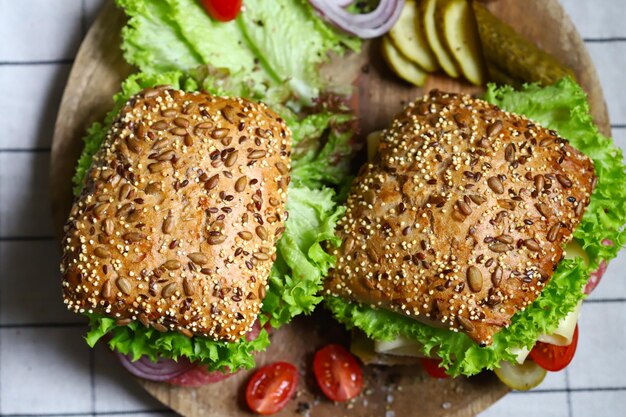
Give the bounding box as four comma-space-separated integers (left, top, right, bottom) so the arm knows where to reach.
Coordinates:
60, 67, 355, 385
60, 0, 362, 386
325, 79, 626, 383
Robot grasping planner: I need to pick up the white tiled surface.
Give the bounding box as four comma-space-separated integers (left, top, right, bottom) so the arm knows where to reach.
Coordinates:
561, 0, 625, 38
571, 391, 626, 417
0, 241, 72, 325
482, 393, 570, 417
0, 1, 624, 416
0, 153, 55, 237
567, 303, 626, 389
0, 327, 92, 414
586, 43, 626, 124
0, 0, 85, 62
0, 64, 72, 149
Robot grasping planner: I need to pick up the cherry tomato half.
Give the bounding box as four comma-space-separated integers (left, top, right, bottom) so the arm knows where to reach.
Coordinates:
200, 0, 242, 22
245, 362, 298, 415
420, 358, 449, 379
530, 325, 579, 372
313, 344, 363, 402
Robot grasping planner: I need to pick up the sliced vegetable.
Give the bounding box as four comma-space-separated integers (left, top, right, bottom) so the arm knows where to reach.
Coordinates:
246, 362, 299, 415
200, 0, 243, 22
494, 359, 547, 391
530, 325, 579, 372
382, 36, 428, 86
437, 0, 485, 85
389, 0, 439, 72
309, 0, 405, 39
313, 344, 363, 402
115, 352, 194, 381
420, 358, 449, 379
350, 330, 380, 365
422, 0, 460, 77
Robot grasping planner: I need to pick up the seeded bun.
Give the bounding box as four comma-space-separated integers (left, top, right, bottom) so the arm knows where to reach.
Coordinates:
325, 90, 595, 345
61, 86, 291, 342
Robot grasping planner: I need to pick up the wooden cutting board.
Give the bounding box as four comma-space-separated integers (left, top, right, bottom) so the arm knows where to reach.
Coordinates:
50, 1, 610, 416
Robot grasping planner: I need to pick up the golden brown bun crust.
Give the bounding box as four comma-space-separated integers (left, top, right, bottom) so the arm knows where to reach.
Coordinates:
326, 90, 595, 345
61, 86, 291, 342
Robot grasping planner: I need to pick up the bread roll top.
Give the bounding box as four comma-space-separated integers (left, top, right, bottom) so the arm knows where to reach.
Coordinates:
326, 90, 595, 345
62, 86, 291, 342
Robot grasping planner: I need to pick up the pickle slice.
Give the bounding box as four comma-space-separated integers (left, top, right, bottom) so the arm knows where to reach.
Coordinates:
494, 359, 547, 391
486, 61, 523, 87
423, 0, 461, 78
437, 0, 486, 85
389, 0, 439, 72
382, 36, 429, 87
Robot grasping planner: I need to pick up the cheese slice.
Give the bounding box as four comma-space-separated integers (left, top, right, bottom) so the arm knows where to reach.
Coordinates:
511, 346, 532, 364
375, 335, 426, 358
537, 301, 582, 346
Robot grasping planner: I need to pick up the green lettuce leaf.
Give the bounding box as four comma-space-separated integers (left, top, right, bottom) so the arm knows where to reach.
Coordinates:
289, 111, 355, 190
116, 0, 204, 72
236, 0, 358, 101
263, 186, 345, 326
327, 78, 626, 377
116, 0, 359, 103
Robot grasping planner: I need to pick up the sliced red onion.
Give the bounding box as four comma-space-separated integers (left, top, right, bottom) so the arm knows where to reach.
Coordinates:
309, 0, 404, 39
333, 0, 355, 7
115, 353, 195, 382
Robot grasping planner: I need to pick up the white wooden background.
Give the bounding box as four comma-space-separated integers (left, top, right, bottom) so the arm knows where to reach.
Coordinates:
0, 1, 624, 416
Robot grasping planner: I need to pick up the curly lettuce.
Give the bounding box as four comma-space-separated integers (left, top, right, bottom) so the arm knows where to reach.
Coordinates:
116, 0, 358, 103
327, 78, 626, 377
86, 314, 270, 370
263, 187, 345, 327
